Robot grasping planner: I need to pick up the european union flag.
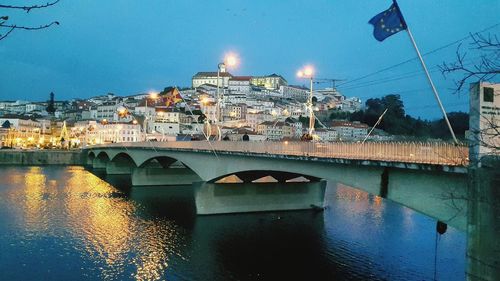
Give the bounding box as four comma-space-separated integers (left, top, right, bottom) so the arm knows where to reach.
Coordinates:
369, 0, 407, 42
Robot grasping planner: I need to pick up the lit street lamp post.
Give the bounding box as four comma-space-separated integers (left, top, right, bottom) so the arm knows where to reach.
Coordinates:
297, 66, 315, 136
215, 53, 238, 140
144, 91, 159, 140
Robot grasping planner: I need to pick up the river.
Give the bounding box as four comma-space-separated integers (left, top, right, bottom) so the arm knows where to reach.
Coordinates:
0, 166, 465, 280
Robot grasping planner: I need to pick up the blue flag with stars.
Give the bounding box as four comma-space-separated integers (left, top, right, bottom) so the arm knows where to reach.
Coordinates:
369, 0, 407, 41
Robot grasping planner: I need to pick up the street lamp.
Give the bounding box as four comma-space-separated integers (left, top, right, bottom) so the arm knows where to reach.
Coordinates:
144, 91, 159, 139
297, 65, 315, 136
216, 53, 238, 140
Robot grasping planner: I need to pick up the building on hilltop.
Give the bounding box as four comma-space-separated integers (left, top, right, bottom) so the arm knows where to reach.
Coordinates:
251, 74, 287, 90
192, 71, 233, 88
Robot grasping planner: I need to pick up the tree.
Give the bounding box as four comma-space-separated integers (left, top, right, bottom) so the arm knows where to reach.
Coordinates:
440, 33, 499, 93
440, 32, 499, 151
46, 92, 56, 115
1, 1, 60, 41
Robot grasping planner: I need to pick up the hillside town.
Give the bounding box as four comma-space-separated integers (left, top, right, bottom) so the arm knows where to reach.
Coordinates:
1, 69, 397, 149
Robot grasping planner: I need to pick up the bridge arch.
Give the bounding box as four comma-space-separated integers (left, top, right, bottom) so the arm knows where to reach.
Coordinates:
105, 152, 138, 175
138, 156, 180, 169
209, 170, 321, 184
110, 152, 138, 167
91, 151, 110, 169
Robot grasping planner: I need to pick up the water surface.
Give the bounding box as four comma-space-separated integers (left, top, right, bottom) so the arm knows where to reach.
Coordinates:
0, 166, 465, 280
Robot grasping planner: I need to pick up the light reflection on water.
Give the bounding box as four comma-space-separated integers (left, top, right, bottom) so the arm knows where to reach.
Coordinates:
0, 166, 465, 281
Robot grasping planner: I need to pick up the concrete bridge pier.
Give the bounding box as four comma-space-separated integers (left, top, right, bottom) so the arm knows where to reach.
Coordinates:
92, 157, 108, 170
106, 161, 134, 175
194, 180, 326, 215
467, 156, 500, 281
131, 167, 202, 186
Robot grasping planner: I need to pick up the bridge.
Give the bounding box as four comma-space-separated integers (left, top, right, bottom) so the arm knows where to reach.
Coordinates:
84, 141, 468, 227
83, 141, 500, 280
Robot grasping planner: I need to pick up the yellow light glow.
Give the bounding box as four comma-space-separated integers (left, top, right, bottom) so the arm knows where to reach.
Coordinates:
132, 120, 138, 125
224, 53, 238, 67
297, 65, 315, 78
304, 66, 314, 77
149, 92, 159, 100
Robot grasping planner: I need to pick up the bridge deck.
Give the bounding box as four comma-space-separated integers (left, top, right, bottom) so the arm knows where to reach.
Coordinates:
89, 141, 469, 167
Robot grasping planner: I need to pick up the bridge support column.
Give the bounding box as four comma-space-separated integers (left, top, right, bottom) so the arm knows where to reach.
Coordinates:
466, 156, 500, 281
194, 180, 326, 215
131, 167, 202, 186
106, 162, 134, 175
92, 158, 107, 169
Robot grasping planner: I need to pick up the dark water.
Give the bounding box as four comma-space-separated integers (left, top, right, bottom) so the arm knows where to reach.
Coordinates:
0, 166, 465, 281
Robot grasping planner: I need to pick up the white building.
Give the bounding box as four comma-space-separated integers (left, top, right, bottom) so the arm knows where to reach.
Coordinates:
251, 74, 287, 90
224, 104, 247, 120
154, 108, 180, 123
314, 128, 338, 142
280, 85, 309, 101
246, 112, 274, 131
257, 120, 294, 140
228, 76, 252, 93
192, 71, 233, 88
341, 97, 362, 113
95, 102, 120, 121
331, 120, 369, 140
25, 103, 46, 113
469, 82, 500, 160
86, 122, 142, 144
149, 122, 180, 136
200, 101, 218, 123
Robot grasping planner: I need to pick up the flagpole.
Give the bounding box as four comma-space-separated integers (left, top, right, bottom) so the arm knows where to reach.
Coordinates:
405, 27, 459, 145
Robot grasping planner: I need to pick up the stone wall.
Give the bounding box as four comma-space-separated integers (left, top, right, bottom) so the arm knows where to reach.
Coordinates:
0, 150, 84, 165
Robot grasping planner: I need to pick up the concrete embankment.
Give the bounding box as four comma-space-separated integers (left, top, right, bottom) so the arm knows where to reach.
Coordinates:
0, 150, 84, 165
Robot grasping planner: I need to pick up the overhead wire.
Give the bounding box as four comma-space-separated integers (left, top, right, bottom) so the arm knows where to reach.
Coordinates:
336, 22, 500, 88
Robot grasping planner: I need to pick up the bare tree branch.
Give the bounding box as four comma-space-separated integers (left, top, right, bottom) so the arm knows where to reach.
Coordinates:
1, 21, 59, 31
440, 33, 500, 93
0, 25, 14, 40
0, 1, 60, 41
0, 1, 60, 13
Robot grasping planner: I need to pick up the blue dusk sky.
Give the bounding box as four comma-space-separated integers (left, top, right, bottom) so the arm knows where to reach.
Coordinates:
0, 0, 498, 119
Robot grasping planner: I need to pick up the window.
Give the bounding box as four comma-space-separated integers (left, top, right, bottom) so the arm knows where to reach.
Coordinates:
483, 87, 494, 102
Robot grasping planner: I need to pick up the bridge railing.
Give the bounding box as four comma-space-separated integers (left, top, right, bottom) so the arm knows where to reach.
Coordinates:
109, 141, 469, 166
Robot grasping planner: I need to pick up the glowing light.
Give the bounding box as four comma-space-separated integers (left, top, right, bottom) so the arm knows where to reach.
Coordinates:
224, 53, 238, 67
304, 66, 314, 77
149, 92, 159, 100
297, 65, 315, 78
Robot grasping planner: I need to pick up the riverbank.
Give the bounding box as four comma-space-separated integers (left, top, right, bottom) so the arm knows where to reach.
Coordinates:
0, 149, 84, 165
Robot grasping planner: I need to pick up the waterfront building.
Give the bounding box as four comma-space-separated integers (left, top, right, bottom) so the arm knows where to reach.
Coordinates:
87, 122, 142, 144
